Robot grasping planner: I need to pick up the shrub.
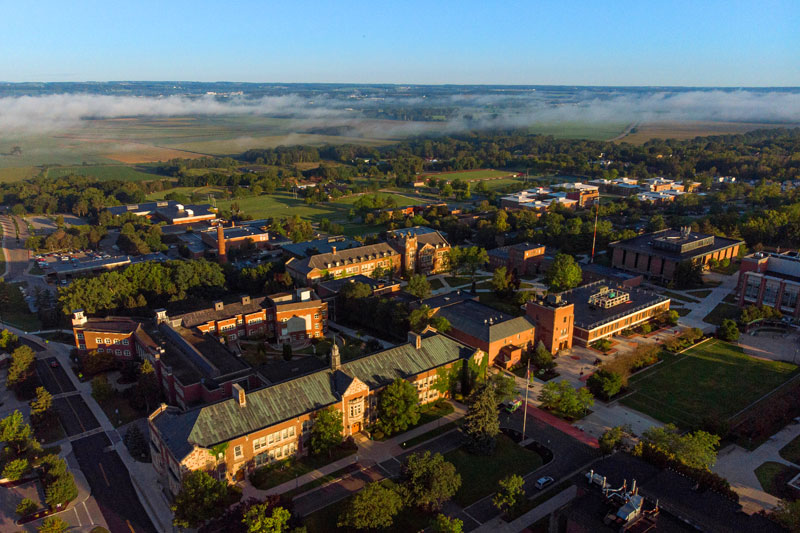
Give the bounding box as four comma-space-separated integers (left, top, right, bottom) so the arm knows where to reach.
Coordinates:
600, 344, 661, 384
638, 323, 652, 334
15, 497, 37, 517
2, 458, 30, 481
591, 338, 613, 353
717, 319, 740, 342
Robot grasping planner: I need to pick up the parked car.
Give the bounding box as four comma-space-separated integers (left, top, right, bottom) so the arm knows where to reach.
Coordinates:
535, 476, 554, 489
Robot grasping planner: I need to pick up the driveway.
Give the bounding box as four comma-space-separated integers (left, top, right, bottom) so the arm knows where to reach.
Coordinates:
35, 357, 77, 395
72, 432, 157, 533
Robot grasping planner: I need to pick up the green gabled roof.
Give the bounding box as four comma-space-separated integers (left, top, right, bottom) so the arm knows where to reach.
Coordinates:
164, 334, 471, 451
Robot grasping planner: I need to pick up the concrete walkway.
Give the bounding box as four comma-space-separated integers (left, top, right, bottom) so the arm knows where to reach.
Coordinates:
674, 272, 739, 332
714, 422, 800, 514
241, 401, 467, 499
327, 320, 396, 349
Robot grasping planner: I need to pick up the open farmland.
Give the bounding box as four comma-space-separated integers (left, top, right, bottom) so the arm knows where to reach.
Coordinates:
618, 121, 789, 144
44, 164, 162, 181
421, 168, 514, 181
528, 121, 629, 140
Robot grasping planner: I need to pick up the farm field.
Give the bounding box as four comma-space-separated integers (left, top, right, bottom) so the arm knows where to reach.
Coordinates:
0, 166, 38, 182
528, 121, 629, 140
621, 339, 799, 428
618, 121, 789, 144
145, 185, 226, 201
44, 164, 162, 182
164, 133, 394, 155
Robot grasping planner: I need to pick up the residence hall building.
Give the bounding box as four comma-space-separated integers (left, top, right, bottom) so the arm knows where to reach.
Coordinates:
286, 242, 401, 285
71, 311, 157, 359
610, 228, 743, 282
488, 242, 546, 276
200, 221, 287, 255
386, 226, 451, 275
168, 289, 327, 344
422, 293, 536, 368
106, 200, 216, 225
526, 281, 670, 348
738, 251, 800, 318
148, 332, 479, 494
558, 182, 600, 208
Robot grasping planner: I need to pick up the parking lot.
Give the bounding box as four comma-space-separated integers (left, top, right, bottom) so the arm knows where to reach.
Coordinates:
35, 357, 77, 394
52, 394, 100, 437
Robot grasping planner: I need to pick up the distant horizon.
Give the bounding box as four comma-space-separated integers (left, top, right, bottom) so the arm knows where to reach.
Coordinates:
1, 81, 799, 89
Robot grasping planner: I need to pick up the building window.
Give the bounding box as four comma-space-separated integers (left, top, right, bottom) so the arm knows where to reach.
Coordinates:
234, 445, 243, 459
281, 429, 288, 440
302, 420, 313, 433
314, 313, 319, 319
254, 452, 269, 466
349, 399, 363, 418
97, 348, 104, 353
95, 337, 102, 344
115, 349, 122, 356
124, 350, 130, 356
79, 344, 85, 350
77, 333, 84, 340
253, 436, 267, 452
122, 339, 129, 345
105, 338, 111, 344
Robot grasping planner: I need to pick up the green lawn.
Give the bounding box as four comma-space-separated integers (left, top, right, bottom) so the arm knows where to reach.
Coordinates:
422, 169, 514, 181
702, 302, 740, 326
779, 434, 800, 464
621, 339, 799, 428
444, 435, 544, 506
400, 420, 462, 450
45, 165, 161, 182
687, 289, 713, 298
96, 390, 144, 428
0, 281, 42, 331
428, 278, 444, 291
250, 445, 357, 490
674, 307, 691, 317
661, 291, 700, 304
280, 463, 356, 500
377, 400, 454, 441
755, 461, 800, 499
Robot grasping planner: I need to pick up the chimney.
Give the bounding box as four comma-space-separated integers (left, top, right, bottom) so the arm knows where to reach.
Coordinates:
331, 246, 337, 255
408, 331, 422, 349
214, 300, 224, 311
217, 223, 227, 264
241, 295, 251, 306
232, 383, 246, 407
71, 309, 87, 327
330, 341, 341, 371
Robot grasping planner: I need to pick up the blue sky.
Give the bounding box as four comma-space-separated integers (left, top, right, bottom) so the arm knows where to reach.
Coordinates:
1, 0, 797, 86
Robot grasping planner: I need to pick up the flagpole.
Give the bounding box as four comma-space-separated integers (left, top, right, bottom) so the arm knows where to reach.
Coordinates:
522, 357, 530, 441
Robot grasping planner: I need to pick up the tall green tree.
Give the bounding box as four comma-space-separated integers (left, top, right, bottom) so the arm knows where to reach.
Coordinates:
30, 386, 53, 417
137, 359, 160, 412
37, 516, 69, 533
0, 410, 39, 457
401, 451, 461, 511
717, 319, 740, 342
493, 474, 525, 516
407, 274, 432, 299
242, 503, 291, 533
337, 481, 403, 530
491, 266, 512, 297
641, 424, 720, 470
172, 470, 234, 528
544, 253, 582, 292
586, 370, 623, 401
599, 425, 630, 456
377, 379, 420, 436
310, 406, 343, 457
7, 345, 35, 390
538, 381, 594, 420
463, 384, 500, 455
447, 246, 489, 284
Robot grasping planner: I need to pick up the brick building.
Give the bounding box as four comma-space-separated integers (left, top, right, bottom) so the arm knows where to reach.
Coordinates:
71, 311, 157, 360
610, 228, 743, 282
286, 242, 402, 285
386, 227, 451, 275
738, 251, 800, 318
422, 296, 536, 368
488, 243, 546, 276
106, 201, 216, 225
148, 332, 478, 494
526, 282, 670, 348
168, 289, 327, 344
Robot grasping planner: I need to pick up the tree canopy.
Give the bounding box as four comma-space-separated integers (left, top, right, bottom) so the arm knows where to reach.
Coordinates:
377, 379, 421, 436
544, 253, 582, 292
401, 451, 461, 511
337, 481, 403, 530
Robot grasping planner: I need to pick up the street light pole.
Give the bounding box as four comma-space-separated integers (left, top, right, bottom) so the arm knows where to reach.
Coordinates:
522, 358, 531, 441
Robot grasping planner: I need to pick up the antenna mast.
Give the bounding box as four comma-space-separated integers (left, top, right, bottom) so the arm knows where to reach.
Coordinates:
590, 195, 600, 263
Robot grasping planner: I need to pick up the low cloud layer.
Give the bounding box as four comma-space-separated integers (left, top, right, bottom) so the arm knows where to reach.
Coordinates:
1, 89, 799, 137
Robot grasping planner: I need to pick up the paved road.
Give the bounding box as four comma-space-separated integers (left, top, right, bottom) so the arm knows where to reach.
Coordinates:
35, 357, 77, 394
73, 432, 157, 533
53, 394, 100, 437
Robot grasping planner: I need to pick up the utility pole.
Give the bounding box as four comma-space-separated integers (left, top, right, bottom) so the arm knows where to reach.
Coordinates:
590, 195, 600, 263
522, 357, 531, 441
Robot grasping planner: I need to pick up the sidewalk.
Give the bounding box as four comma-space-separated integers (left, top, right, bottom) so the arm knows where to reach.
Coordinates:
243, 401, 467, 499
472, 484, 577, 533
326, 320, 396, 349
